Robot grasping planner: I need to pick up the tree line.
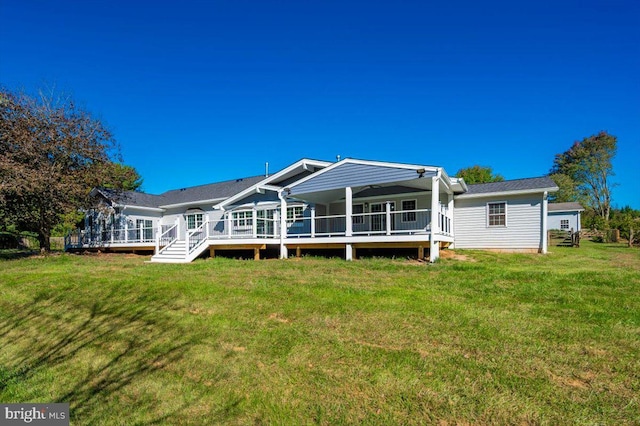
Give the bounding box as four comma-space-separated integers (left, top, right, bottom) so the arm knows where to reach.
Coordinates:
0, 87, 142, 251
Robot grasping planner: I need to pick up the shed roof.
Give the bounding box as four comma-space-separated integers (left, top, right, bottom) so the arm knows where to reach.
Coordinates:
548, 202, 584, 212
455, 176, 558, 199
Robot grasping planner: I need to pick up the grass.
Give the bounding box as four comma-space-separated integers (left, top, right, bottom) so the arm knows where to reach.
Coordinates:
0, 242, 639, 425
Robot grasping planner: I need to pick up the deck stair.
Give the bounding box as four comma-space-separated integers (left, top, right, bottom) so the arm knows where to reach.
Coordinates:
150, 240, 190, 263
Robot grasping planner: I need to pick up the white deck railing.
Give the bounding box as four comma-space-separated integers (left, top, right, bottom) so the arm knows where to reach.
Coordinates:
65, 207, 454, 251
65, 226, 157, 249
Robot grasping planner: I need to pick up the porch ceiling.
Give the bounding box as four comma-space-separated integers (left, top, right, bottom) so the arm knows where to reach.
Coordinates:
288, 178, 434, 204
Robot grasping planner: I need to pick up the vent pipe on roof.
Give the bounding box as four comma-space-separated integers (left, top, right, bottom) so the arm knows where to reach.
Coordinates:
336, 155, 341, 162
265, 162, 269, 177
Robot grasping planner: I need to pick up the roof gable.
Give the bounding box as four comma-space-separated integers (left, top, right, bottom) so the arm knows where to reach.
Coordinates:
288, 159, 439, 196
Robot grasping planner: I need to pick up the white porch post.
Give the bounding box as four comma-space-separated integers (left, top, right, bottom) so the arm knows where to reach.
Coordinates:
124, 221, 129, 243
345, 187, 353, 237
310, 207, 316, 238
447, 193, 455, 247
252, 208, 257, 238
279, 192, 288, 259
226, 212, 233, 238
430, 175, 440, 262
541, 191, 549, 254
205, 214, 210, 239
385, 201, 392, 236
175, 217, 180, 239
155, 223, 160, 254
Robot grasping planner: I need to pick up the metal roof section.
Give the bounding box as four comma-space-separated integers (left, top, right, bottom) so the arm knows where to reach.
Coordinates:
548, 202, 584, 212
455, 176, 559, 199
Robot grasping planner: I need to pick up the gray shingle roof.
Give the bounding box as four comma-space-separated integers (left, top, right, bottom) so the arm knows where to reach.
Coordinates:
97, 175, 265, 208
464, 176, 558, 195
548, 202, 584, 212
96, 189, 164, 208
158, 175, 265, 206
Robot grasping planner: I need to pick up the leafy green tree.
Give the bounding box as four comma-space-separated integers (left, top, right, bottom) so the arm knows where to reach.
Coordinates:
455, 165, 504, 184
550, 131, 617, 221
610, 206, 640, 247
99, 162, 143, 191
0, 87, 138, 251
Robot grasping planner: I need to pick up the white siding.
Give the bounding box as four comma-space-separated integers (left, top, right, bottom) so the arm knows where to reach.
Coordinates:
548, 212, 581, 231
454, 194, 543, 250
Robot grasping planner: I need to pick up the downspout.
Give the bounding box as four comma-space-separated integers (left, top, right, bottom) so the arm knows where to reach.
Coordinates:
277, 189, 288, 259
541, 191, 548, 254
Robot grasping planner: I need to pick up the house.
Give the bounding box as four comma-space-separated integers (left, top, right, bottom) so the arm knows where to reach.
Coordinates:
65, 158, 559, 263
547, 202, 584, 232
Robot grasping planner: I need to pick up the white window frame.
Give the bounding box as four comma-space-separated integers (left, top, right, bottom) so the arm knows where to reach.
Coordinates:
287, 206, 304, 227
186, 213, 204, 230
560, 219, 569, 230
232, 210, 253, 228
487, 201, 507, 227
401, 199, 417, 223
352, 203, 364, 225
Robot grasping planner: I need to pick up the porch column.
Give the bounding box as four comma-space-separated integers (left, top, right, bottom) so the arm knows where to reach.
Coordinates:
124, 221, 129, 243
252, 208, 257, 238
447, 193, 454, 235
226, 212, 233, 238
205, 214, 210, 239
279, 194, 288, 258
541, 191, 549, 254
430, 175, 440, 262
385, 201, 392, 236
175, 217, 180, 239
345, 186, 353, 237
345, 243, 353, 261
155, 224, 160, 254
310, 207, 316, 238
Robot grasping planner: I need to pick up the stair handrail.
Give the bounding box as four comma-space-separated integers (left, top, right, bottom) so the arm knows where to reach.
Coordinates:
187, 220, 209, 256
157, 223, 178, 255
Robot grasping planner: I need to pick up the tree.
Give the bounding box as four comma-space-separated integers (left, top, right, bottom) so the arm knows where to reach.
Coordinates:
455, 165, 504, 184
99, 162, 143, 191
0, 87, 134, 251
550, 131, 617, 221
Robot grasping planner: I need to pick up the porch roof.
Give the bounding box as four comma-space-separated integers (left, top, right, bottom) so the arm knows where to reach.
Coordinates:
285, 159, 453, 204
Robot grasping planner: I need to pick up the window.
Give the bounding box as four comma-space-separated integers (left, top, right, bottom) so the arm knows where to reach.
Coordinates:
487, 202, 506, 227
136, 219, 153, 240
232, 210, 252, 227
560, 219, 569, 230
287, 206, 304, 224
186, 213, 203, 230
401, 200, 417, 222
353, 203, 364, 224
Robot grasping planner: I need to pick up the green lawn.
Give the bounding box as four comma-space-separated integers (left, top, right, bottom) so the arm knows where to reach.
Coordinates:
1, 242, 639, 425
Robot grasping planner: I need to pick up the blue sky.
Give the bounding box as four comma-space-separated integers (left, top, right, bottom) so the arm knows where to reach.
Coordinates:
1, 0, 638, 207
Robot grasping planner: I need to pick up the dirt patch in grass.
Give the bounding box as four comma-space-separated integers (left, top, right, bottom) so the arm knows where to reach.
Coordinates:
439, 250, 476, 262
